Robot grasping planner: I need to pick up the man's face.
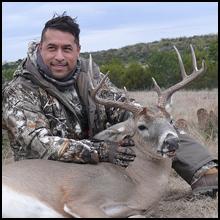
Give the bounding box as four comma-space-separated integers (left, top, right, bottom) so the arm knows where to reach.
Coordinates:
39, 29, 80, 79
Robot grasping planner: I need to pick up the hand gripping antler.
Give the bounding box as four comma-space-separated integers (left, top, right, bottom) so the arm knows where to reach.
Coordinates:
88, 54, 143, 115
152, 44, 205, 109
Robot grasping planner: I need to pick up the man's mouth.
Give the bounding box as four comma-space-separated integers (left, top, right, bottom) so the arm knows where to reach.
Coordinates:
51, 64, 67, 70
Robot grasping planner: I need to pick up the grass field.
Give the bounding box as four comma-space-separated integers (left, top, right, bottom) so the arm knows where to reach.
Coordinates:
2, 89, 218, 218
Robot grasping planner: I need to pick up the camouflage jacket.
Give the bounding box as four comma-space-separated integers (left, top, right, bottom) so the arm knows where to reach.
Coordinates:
2, 42, 131, 162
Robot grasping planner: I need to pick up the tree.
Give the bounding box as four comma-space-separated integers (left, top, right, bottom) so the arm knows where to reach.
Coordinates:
100, 58, 125, 88
122, 62, 151, 90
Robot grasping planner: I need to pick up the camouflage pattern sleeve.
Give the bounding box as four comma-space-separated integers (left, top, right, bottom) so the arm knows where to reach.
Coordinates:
2, 81, 99, 163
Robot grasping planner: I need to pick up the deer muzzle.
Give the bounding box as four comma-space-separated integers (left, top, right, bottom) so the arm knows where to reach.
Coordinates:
159, 134, 179, 158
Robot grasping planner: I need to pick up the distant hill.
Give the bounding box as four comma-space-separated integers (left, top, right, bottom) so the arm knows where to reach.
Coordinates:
2, 34, 218, 90
80, 34, 218, 65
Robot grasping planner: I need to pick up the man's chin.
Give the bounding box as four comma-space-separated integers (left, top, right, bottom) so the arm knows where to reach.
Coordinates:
51, 71, 70, 80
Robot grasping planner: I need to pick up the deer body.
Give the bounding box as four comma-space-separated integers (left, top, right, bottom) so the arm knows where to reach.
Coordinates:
3, 117, 172, 218
3, 157, 171, 218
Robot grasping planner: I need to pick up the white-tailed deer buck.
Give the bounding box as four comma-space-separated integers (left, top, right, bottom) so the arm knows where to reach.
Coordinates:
2, 45, 205, 218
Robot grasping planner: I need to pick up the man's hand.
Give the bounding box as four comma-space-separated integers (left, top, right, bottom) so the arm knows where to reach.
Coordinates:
97, 136, 136, 167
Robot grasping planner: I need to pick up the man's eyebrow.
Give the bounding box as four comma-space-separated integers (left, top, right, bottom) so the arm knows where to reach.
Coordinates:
62, 44, 73, 48
47, 43, 56, 46
46, 43, 73, 48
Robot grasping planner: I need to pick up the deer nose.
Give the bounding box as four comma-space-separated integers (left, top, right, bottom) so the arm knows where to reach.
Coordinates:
164, 134, 179, 151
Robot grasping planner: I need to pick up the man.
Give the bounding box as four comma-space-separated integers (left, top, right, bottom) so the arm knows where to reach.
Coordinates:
2, 13, 218, 197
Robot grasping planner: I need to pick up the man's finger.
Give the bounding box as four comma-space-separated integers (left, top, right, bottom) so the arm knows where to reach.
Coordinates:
120, 137, 135, 147
117, 147, 136, 156
115, 152, 136, 161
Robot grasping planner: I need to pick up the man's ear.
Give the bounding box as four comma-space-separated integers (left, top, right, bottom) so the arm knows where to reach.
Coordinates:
77, 44, 81, 53
77, 45, 81, 58
38, 42, 42, 51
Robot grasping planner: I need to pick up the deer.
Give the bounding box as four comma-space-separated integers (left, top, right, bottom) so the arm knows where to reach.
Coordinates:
2, 45, 205, 218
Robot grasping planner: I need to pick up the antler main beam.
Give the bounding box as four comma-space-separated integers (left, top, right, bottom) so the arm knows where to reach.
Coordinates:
152, 44, 205, 108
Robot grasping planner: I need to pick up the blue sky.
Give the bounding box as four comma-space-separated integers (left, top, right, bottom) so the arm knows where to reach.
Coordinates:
2, 2, 218, 62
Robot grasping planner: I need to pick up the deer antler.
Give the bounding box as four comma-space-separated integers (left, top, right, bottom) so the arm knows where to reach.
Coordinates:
88, 55, 143, 115
91, 73, 143, 115
152, 44, 205, 109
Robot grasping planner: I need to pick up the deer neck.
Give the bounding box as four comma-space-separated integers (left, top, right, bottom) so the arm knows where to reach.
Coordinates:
125, 132, 172, 187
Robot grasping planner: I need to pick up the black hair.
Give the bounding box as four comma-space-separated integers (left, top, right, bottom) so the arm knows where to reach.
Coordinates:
41, 12, 80, 46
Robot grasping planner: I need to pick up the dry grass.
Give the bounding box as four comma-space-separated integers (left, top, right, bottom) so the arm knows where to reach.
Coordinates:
145, 171, 218, 218
2, 89, 218, 218
128, 89, 218, 218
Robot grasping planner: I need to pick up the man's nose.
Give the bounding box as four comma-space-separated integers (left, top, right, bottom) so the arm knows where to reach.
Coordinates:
55, 49, 65, 61
164, 134, 179, 151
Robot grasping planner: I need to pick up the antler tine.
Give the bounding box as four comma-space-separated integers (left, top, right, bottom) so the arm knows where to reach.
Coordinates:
88, 54, 95, 90
173, 45, 187, 79
156, 45, 205, 109
190, 44, 205, 72
123, 86, 129, 103
90, 73, 142, 115
152, 77, 166, 108
90, 72, 109, 99
190, 44, 198, 71
152, 77, 162, 97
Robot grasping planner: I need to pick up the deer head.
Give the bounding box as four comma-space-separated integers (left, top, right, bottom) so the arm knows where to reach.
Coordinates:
88, 45, 205, 160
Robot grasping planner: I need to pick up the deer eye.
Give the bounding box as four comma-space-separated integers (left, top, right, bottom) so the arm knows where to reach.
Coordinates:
138, 125, 148, 131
